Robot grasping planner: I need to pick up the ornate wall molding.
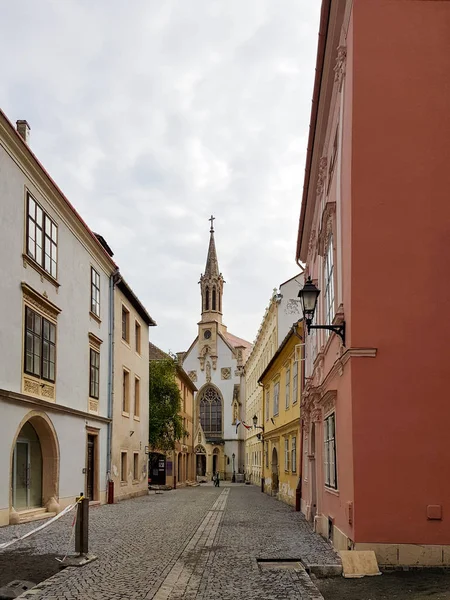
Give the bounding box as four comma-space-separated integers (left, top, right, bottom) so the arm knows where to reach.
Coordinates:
21, 282, 61, 321
318, 202, 336, 257
188, 370, 197, 382
334, 45, 347, 89
316, 157, 328, 197
221, 367, 231, 380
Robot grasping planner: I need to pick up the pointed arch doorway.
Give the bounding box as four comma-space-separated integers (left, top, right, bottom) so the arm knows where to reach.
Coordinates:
11, 413, 59, 515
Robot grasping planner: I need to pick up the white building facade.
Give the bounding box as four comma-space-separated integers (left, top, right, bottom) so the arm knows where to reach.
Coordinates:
0, 112, 117, 525
243, 274, 303, 485
182, 221, 251, 481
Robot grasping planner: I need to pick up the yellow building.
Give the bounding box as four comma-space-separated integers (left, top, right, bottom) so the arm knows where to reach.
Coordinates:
259, 322, 304, 506
171, 365, 197, 486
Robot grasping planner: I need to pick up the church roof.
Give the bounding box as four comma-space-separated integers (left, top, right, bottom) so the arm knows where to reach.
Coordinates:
224, 332, 253, 361
204, 224, 220, 277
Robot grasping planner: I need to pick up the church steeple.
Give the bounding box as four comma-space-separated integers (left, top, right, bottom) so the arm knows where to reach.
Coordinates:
200, 216, 224, 323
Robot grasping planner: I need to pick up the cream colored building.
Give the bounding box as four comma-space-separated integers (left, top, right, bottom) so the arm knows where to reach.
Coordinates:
110, 278, 155, 501
244, 275, 303, 485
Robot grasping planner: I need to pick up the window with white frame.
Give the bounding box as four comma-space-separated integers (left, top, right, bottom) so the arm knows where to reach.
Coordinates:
292, 360, 298, 404
273, 382, 279, 416
90, 267, 100, 317
285, 366, 290, 409
284, 438, 290, 471
24, 306, 56, 382
291, 436, 297, 473
324, 236, 335, 327
265, 388, 270, 421
324, 413, 337, 489
26, 194, 57, 279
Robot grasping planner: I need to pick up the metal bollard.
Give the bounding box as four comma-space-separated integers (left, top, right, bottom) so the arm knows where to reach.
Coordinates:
75, 494, 89, 556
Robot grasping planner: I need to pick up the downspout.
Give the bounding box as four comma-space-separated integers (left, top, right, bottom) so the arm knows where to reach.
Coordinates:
107, 269, 120, 480
292, 321, 304, 511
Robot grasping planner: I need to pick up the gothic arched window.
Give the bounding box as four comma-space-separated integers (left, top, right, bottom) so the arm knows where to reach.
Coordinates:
205, 287, 209, 311
199, 387, 222, 435
212, 288, 217, 311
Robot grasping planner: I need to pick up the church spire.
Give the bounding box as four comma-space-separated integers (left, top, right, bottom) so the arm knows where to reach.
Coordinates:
204, 215, 219, 277
200, 216, 224, 323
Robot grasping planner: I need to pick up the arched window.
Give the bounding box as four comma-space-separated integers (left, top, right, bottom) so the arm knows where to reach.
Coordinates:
212, 288, 217, 311
205, 287, 209, 311
199, 387, 222, 435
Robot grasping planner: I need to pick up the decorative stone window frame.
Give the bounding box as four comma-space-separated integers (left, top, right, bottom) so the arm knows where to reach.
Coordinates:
88, 332, 102, 414
122, 367, 131, 417
21, 283, 61, 402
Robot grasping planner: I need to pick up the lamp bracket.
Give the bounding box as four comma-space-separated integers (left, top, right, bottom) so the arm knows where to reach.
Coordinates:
307, 321, 346, 346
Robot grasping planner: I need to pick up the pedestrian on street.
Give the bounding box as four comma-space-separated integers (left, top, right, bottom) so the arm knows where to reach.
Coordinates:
214, 472, 220, 487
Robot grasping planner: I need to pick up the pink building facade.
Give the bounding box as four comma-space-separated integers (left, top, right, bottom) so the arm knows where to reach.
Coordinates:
297, 0, 450, 566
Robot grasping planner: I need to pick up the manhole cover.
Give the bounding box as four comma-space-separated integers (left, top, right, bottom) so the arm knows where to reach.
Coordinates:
257, 559, 303, 570
0, 579, 35, 599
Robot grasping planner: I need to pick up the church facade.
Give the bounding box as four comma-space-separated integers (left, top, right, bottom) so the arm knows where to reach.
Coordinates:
182, 219, 251, 481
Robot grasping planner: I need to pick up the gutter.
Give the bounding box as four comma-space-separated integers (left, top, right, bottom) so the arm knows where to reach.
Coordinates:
296, 0, 331, 262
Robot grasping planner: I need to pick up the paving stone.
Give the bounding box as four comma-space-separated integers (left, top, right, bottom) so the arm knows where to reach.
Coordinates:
0, 484, 339, 599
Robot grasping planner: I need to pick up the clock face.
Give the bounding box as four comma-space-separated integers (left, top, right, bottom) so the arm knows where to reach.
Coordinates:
204, 329, 212, 339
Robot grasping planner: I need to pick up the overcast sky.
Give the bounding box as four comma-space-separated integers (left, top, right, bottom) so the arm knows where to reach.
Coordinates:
1, 1, 320, 354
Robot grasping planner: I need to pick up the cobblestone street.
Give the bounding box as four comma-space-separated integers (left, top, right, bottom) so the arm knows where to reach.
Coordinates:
0, 484, 339, 599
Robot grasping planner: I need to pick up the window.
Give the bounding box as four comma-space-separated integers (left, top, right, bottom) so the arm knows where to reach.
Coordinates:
324, 413, 337, 489
133, 453, 139, 481
265, 388, 270, 421
205, 287, 209, 310
303, 434, 308, 481
135, 321, 141, 354
293, 361, 298, 404
122, 369, 130, 413
273, 382, 279, 416
199, 386, 222, 434
134, 377, 140, 418
24, 306, 56, 382
121, 452, 127, 482
285, 367, 290, 409
265, 443, 269, 468
90, 268, 100, 317
285, 438, 290, 471
324, 237, 335, 327
89, 349, 100, 399
122, 306, 129, 342
212, 288, 216, 310
292, 436, 297, 473
26, 194, 57, 279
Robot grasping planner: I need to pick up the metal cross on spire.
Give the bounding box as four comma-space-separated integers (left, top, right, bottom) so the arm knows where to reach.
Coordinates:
209, 215, 215, 232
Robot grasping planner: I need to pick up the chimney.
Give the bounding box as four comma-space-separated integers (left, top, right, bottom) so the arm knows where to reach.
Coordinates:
16, 120, 30, 145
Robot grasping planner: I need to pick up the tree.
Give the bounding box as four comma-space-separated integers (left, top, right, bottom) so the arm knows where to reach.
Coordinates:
149, 357, 188, 451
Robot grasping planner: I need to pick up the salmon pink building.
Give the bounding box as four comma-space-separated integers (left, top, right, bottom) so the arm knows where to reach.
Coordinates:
297, 0, 450, 566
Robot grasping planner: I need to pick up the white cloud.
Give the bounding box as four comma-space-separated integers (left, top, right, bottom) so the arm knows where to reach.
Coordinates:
0, 0, 320, 352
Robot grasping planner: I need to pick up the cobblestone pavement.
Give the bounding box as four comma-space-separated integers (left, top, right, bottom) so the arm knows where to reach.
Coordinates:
0, 483, 340, 599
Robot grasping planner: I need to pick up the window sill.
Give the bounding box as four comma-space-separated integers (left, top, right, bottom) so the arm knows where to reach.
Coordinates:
120, 481, 127, 486
121, 338, 131, 348
133, 416, 140, 422
122, 411, 130, 418
324, 486, 339, 496
22, 254, 59, 288
89, 311, 101, 324
135, 351, 142, 358
23, 373, 56, 402
132, 479, 139, 485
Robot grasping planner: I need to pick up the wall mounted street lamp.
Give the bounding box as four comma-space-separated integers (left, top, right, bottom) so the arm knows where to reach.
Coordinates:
232, 453, 236, 483
253, 415, 264, 441
298, 276, 346, 345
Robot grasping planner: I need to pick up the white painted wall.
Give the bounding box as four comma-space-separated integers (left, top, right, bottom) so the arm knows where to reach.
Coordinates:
0, 126, 115, 523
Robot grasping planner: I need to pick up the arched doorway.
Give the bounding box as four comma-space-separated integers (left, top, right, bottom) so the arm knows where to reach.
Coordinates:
195, 445, 206, 477
271, 447, 279, 496
11, 413, 59, 514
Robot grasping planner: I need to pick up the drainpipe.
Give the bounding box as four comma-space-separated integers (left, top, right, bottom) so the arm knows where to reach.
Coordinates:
107, 269, 120, 495
292, 321, 304, 511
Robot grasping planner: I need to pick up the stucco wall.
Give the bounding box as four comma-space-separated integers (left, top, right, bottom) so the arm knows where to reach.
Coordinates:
111, 286, 149, 500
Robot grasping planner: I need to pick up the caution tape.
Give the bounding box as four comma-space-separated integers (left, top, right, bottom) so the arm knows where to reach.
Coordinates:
0, 501, 80, 551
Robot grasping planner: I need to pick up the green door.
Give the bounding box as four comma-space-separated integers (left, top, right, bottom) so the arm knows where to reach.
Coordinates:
13, 422, 43, 510
13, 441, 29, 509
